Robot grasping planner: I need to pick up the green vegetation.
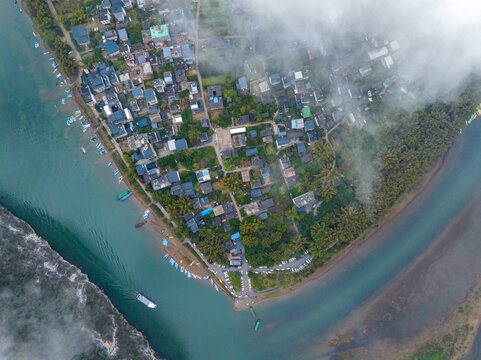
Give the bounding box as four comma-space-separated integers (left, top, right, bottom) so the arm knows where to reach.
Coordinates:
248, 272, 277, 291
157, 147, 219, 172
24, 0, 77, 76
127, 8, 142, 43
150, 204, 164, 219
113, 57, 128, 73
229, 271, 241, 292
196, 228, 227, 263
216, 79, 276, 127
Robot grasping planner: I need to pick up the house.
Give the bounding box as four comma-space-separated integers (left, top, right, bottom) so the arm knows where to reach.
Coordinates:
275, 135, 290, 149
181, 44, 195, 64
236, 76, 248, 94
132, 87, 144, 99
98, 9, 112, 25
118, 28, 128, 42
167, 138, 188, 151
111, 0, 127, 23
368, 46, 388, 61
152, 78, 165, 93
142, 62, 153, 78
260, 198, 275, 211
251, 189, 262, 199
166, 171, 181, 184
149, 24, 170, 43
81, 85, 96, 106
144, 88, 158, 105
200, 118, 210, 128
237, 115, 250, 125
164, 71, 173, 84
292, 191, 316, 212
104, 41, 119, 57
103, 29, 118, 41
304, 120, 315, 132
291, 118, 304, 129
196, 169, 211, 183
245, 147, 258, 157
162, 47, 172, 62
297, 142, 306, 156
200, 132, 210, 144
100, 0, 111, 9
200, 181, 213, 195
269, 73, 281, 86
138, 143, 156, 159
244, 201, 261, 216
136, 117, 151, 128
72, 25, 89, 46
207, 85, 223, 110
258, 80, 270, 93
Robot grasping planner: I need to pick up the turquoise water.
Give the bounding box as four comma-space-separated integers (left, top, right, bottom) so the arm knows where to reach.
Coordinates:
2, 2, 481, 359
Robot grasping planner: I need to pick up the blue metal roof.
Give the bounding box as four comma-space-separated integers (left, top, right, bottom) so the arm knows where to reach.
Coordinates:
251, 189, 262, 198
144, 88, 157, 103
135, 164, 146, 175
166, 171, 180, 183
304, 120, 315, 131
297, 142, 306, 154
104, 41, 119, 55
136, 118, 150, 128
248, 129, 257, 138
118, 28, 128, 40
237, 76, 248, 90
132, 87, 143, 98
72, 26, 88, 45
245, 147, 258, 157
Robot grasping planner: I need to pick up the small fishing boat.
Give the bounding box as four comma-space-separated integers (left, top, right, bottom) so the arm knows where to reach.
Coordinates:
136, 293, 157, 309
254, 320, 260, 332
113, 170, 119, 175
100, 150, 106, 154
117, 189, 131, 201
43, 51, 50, 55
81, 147, 86, 153
34, 42, 39, 48
107, 162, 112, 167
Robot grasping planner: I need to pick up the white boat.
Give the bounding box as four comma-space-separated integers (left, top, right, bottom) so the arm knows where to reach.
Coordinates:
136, 293, 157, 308
81, 147, 86, 153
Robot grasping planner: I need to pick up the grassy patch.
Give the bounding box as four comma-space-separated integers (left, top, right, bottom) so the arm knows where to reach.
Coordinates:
229, 271, 241, 292
248, 272, 277, 291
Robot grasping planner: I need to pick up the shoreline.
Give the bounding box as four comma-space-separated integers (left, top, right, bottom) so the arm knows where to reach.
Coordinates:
20, 0, 459, 311
256, 151, 446, 305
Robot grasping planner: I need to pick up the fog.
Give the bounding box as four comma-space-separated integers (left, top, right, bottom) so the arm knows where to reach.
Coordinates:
244, 0, 481, 98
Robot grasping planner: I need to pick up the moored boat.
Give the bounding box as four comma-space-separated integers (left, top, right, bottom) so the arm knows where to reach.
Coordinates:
117, 189, 131, 201
254, 319, 260, 332
135, 220, 147, 228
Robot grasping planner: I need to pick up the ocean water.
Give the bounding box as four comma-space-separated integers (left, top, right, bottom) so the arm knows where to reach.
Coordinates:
2, 2, 481, 359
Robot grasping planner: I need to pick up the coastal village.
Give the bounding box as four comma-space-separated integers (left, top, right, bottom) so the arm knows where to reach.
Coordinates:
25, 0, 423, 306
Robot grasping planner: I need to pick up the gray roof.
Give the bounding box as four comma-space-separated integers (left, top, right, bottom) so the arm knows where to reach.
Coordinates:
118, 28, 128, 40
292, 191, 316, 208
144, 88, 157, 103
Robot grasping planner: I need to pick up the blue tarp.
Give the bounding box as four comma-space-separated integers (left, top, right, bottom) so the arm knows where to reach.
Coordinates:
162, 239, 168, 246
200, 207, 213, 216
231, 232, 240, 240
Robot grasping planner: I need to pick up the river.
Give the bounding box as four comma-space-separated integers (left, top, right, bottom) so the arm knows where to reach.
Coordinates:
2, 2, 481, 359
